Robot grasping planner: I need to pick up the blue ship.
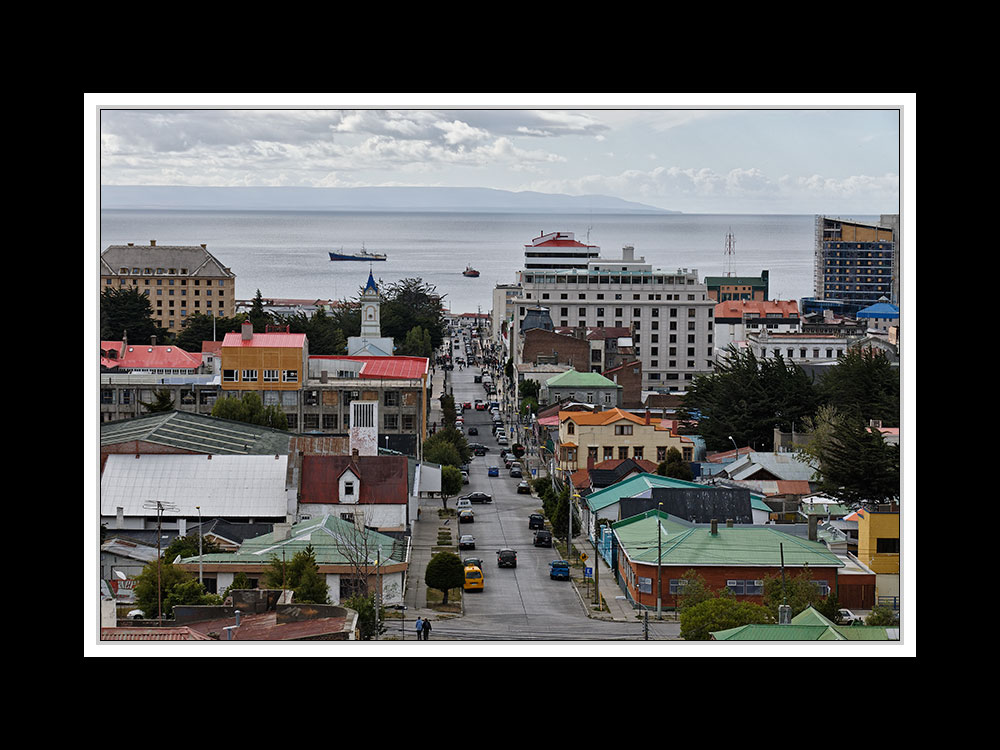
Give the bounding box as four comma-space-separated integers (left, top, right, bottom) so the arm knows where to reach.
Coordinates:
329, 247, 386, 261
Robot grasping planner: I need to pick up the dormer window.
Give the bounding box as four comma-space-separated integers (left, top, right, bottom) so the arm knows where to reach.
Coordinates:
344, 481, 354, 496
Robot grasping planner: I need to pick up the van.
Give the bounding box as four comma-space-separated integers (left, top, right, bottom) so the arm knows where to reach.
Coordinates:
463, 565, 484, 591
456, 497, 472, 510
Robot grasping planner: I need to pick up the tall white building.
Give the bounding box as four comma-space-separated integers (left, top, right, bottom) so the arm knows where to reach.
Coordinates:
511, 239, 717, 392
347, 271, 394, 357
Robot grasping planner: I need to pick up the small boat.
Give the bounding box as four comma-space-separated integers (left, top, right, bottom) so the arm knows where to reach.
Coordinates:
463, 266, 480, 277
329, 246, 387, 262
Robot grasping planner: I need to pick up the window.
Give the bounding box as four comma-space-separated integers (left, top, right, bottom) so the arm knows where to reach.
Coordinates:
876, 538, 900, 553
618, 447, 629, 460
567, 422, 575, 435
632, 446, 643, 459
223, 370, 237, 382
745, 580, 764, 596
726, 580, 745, 595
263, 369, 279, 382
241, 369, 258, 382
614, 424, 633, 435
344, 481, 354, 496
669, 579, 688, 595
283, 370, 298, 383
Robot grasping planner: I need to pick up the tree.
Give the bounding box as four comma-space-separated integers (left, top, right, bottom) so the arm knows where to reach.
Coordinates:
263, 545, 330, 604
398, 326, 433, 358
519, 379, 540, 401
222, 572, 253, 600
761, 567, 824, 620
440, 465, 463, 509
865, 604, 899, 626
423, 426, 470, 466
818, 346, 900, 427
425, 551, 465, 605
275, 308, 347, 356
211, 391, 288, 430
248, 289, 273, 332
379, 278, 447, 349
174, 312, 244, 352
162, 533, 222, 562
550, 486, 581, 542
134, 560, 214, 619
345, 592, 387, 640
680, 596, 772, 640
674, 570, 715, 614
100, 286, 169, 343
657, 447, 693, 481
139, 388, 175, 413
681, 345, 820, 452
800, 408, 899, 505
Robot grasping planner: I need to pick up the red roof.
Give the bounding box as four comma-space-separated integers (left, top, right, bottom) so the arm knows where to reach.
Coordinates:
300, 454, 409, 504
310, 355, 428, 380
714, 299, 799, 320
221, 331, 307, 348
101, 341, 202, 370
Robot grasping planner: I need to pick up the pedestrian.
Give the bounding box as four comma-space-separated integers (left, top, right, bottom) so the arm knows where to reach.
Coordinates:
421, 617, 432, 640
415, 616, 424, 640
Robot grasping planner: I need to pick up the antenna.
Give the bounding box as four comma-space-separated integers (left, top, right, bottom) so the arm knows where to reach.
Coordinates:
725, 229, 736, 277
142, 500, 180, 625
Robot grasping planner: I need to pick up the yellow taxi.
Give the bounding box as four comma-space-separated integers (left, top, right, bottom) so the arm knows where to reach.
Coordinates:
463, 564, 485, 592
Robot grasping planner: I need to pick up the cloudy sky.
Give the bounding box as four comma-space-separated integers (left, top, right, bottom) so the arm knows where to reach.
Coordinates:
93, 94, 908, 214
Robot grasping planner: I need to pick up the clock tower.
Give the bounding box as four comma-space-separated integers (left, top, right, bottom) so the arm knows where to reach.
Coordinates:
347, 269, 395, 356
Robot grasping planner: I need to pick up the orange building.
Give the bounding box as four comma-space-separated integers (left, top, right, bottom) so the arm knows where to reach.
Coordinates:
220, 320, 308, 392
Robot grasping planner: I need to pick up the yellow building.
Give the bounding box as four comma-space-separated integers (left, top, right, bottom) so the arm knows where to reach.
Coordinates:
100, 241, 237, 334
856, 505, 899, 575
220, 321, 308, 392
557, 408, 694, 472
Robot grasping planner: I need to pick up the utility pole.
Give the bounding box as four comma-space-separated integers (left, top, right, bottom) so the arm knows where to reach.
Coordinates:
656, 503, 663, 619
142, 499, 179, 625
196, 505, 203, 585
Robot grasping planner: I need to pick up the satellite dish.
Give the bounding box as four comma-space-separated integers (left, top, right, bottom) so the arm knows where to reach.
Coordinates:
114, 570, 127, 580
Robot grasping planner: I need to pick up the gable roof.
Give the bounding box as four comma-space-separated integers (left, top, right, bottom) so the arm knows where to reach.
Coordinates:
101, 341, 202, 370
560, 407, 687, 435
300, 454, 409, 504
100, 410, 292, 456
310, 355, 428, 380
546, 370, 620, 389
585, 473, 701, 512
711, 605, 899, 641
613, 509, 843, 569
181, 513, 407, 567
221, 331, 307, 348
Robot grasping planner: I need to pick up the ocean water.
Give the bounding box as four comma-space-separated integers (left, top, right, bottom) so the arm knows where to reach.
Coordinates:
98, 210, 852, 315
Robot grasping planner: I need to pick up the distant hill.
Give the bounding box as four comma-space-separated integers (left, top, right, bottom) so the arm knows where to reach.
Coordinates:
100, 185, 677, 214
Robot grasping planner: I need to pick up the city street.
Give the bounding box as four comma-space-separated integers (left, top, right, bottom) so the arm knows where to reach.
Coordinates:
406, 329, 679, 642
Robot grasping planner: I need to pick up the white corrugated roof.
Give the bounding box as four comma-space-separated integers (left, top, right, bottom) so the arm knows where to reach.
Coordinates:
100, 453, 288, 518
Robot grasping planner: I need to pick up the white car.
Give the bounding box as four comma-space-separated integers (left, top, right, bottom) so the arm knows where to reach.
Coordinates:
837, 608, 864, 625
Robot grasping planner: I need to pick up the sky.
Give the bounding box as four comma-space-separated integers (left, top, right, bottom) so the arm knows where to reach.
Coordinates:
92, 94, 909, 215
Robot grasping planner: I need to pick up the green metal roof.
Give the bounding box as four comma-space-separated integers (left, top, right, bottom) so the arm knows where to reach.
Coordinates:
179, 514, 407, 567
712, 607, 898, 641
101, 410, 291, 456
613, 510, 843, 568
545, 369, 619, 388
585, 472, 765, 513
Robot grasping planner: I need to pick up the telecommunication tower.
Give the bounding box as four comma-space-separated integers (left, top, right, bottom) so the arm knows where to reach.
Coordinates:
724, 229, 736, 277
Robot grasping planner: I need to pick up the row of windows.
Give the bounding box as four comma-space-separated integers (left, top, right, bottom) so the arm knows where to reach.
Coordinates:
223, 369, 299, 383
524, 274, 697, 285
107, 276, 227, 285
566, 445, 694, 462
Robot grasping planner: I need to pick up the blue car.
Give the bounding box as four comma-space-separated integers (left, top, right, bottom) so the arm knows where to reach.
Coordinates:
549, 560, 570, 580
488, 466, 499, 477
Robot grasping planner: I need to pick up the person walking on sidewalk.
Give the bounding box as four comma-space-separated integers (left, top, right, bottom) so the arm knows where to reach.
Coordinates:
421, 617, 432, 640
415, 616, 424, 640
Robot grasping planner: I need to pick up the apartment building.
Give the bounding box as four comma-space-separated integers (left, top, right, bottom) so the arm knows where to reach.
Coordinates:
100, 241, 237, 334
814, 216, 898, 307
713, 299, 801, 352
513, 241, 716, 392
556, 407, 694, 472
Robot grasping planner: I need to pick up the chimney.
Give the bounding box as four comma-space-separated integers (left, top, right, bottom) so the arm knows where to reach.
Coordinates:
150, 240, 156, 246
808, 515, 818, 542
587, 452, 595, 471
116, 506, 124, 527
273, 523, 291, 540
726, 518, 734, 528
150, 335, 157, 347
710, 519, 718, 536
241, 319, 253, 341
644, 408, 650, 425
352, 448, 360, 460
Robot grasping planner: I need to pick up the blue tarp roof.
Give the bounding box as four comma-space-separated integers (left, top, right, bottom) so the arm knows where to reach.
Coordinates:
857, 302, 899, 318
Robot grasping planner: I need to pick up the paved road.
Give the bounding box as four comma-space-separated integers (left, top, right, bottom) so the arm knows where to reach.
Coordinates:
421, 331, 678, 642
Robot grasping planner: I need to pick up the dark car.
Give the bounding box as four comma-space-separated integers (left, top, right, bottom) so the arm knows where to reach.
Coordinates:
459, 509, 475, 523
464, 557, 485, 571
473, 446, 488, 456
529, 513, 545, 530
463, 492, 493, 504
533, 529, 553, 547
467, 426, 478, 435
459, 535, 476, 550
517, 480, 531, 494
497, 548, 517, 568
509, 467, 522, 478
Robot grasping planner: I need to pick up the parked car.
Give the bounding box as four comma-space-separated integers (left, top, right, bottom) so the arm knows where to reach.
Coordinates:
497, 435, 508, 446
459, 535, 476, 550
517, 480, 531, 494
533, 529, 553, 547
461, 471, 469, 484
467, 426, 478, 435
549, 560, 570, 580
463, 492, 493, 504
459, 509, 475, 523
497, 548, 518, 568
509, 467, 522, 478
488, 466, 499, 477
462, 402, 472, 409
838, 608, 864, 625
529, 513, 545, 530
463, 565, 484, 591
456, 497, 472, 510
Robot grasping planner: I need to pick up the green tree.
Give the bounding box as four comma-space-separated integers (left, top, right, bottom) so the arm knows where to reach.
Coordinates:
520, 379, 540, 400
174, 312, 245, 351
680, 596, 772, 640
263, 545, 330, 604
818, 346, 900, 427
164, 579, 222, 613
379, 278, 447, 349
425, 551, 465, 605
276, 308, 348, 355
211, 391, 288, 430
222, 572, 253, 600
550, 485, 580, 541
657, 447, 693, 481
139, 388, 175, 413
801, 409, 899, 505
680, 345, 820, 452
761, 567, 824, 620
134, 560, 210, 620
865, 604, 899, 626
440, 465, 464, 509
100, 286, 169, 343
424, 426, 470, 466
674, 569, 715, 613
345, 592, 387, 640
162, 533, 222, 562
398, 326, 433, 357
248, 289, 273, 332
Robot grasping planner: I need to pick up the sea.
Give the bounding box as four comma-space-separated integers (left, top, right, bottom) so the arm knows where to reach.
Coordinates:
98, 211, 879, 316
